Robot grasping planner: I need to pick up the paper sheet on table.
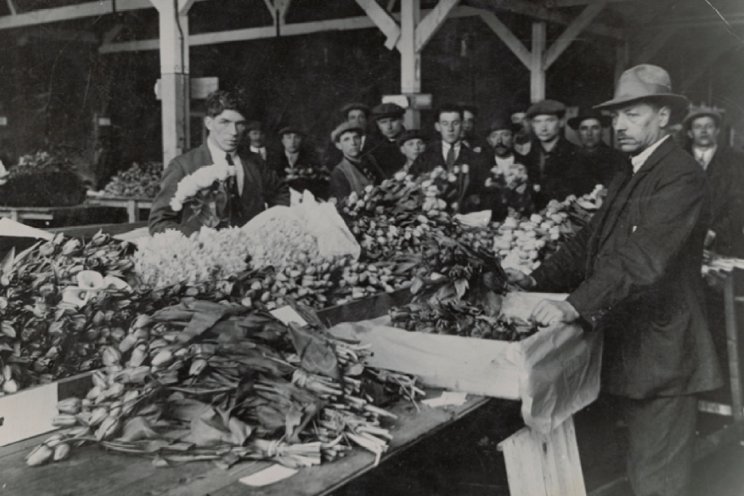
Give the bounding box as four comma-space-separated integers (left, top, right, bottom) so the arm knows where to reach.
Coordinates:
240, 464, 298, 487
270, 305, 308, 327
113, 226, 150, 243
422, 391, 468, 408
329, 292, 601, 434
0, 218, 53, 240
0, 382, 58, 446
289, 188, 303, 206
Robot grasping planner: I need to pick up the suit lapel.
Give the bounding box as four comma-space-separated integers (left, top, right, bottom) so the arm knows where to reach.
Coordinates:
595, 138, 677, 251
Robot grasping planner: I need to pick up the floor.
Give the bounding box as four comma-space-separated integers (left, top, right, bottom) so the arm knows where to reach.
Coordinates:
334, 397, 744, 496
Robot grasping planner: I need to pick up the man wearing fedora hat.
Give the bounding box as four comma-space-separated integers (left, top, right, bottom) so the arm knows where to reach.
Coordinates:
508, 64, 722, 496
568, 107, 628, 187
685, 106, 744, 257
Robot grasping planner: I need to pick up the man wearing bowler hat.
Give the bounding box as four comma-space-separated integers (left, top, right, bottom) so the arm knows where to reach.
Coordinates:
568, 107, 628, 187
507, 64, 722, 496
684, 106, 744, 257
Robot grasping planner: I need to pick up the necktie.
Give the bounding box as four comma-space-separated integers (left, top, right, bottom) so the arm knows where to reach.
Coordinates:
225, 153, 243, 221
445, 145, 456, 168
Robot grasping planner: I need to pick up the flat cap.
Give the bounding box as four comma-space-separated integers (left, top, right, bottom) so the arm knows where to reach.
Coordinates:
684, 105, 722, 129
278, 125, 304, 136
341, 102, 370, 117
371, 102, 405, 120
567, 108, 611, 129
396, 129, 427, 146
525, 99, 566, 119
245, 120, 263, 132
331, 121, 364, 142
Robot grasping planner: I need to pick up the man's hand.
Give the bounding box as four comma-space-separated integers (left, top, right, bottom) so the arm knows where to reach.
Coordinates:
530, 300, 580, 326
505, 268, 536, 290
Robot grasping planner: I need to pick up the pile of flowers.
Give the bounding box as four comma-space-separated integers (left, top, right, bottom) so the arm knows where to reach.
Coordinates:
102, 162, 162, 198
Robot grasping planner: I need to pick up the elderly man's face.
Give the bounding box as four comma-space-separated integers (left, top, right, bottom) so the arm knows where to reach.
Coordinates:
487, 129, 514, 157
205, 109, 246, 153
687, 116, 719, 149
612, 102, 670, 154
531, 115, 561, 143
400, 138, 426, 162
376, 117, 404, 140
578, 118, 603, 149
281, 132, 302, 154
347, 109, 368, 131
335, 131, 362, 159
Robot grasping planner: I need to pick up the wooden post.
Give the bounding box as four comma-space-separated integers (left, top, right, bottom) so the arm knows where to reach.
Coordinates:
615, 39, 629, 82
530, 22, 546, 103
400, 0, 421, 129
500, 416, 587, 496
151, 0, 195, 167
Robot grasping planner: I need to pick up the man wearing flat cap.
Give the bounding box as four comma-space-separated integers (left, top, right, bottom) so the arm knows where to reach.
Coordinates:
322, 102, 375, 169
522, 99, 589, 209
685, 106, 744, 257
568, 107, 628, 187
508, 64, 722, 496
367, 102, 407, 176
328, 122, 386, 199
270, 125, 329, 200
397, 129, 427, 173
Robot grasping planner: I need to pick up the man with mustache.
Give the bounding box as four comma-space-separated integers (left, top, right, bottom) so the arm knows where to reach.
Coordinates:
149, 90, 289, 235
508, 65, 721, 496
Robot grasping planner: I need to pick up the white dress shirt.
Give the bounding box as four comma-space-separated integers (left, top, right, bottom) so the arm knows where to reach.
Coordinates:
692, 145, 716, 170
207, 139, 244, 194
630, 135, 670, 174
250, 145, 267, 161
441, 141, 462, 164
493, 155, 516, 176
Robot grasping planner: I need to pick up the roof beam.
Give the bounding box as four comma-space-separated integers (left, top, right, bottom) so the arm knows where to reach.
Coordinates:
543, 0, 632, 6
5, 0, 16, 16
355, 0, 400, 49
415, 0, 459, 52
100, 5, 481, 54
544, 0, 607, 69
476, 10, 531, 68
632, 27, 677, 63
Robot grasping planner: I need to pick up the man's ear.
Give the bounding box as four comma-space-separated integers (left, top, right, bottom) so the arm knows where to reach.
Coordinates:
335, 141, 343, 151
658, 106, 671, 128
204, 116, 214, 133
434, 122, 442, 134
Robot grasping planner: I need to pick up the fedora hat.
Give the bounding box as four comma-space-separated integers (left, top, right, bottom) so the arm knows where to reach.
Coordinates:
567, 108, 611, 129
595, 64, 689, 123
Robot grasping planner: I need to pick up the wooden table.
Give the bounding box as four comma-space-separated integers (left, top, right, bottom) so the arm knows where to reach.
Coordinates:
0, 394, 496, 496
0, 205, 84, 223
86, 197, 153, 223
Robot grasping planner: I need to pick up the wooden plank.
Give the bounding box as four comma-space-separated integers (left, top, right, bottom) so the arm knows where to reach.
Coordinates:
477, 10, 531, 69
99, 7, 481, 54
530, 22, 546, 103
400, 0, 421, 129
4, 0, 16, 15
414, 0, 459, 52
544, 0, 608, 69
500, 416, 586, 496
355, 0, 401, 50
548, 0, 631, 6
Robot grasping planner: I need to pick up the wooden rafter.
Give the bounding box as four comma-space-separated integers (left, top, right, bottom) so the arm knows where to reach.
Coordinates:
544, 0, 608, 69
5, 0, 16, 16
476, 10, 531, 68
415, 0, 458, 52
632, 27, 677, 63
355, 0, 400, 49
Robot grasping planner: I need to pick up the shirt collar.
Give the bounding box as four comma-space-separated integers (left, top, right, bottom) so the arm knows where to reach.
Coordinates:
630, 135, 670, 174
250, 145, 265, 153
207, 138, 237, 165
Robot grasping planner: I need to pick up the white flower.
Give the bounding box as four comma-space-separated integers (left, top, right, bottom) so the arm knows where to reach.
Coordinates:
453, 165, 460, 174
170, 198, 183, 212
448, 173, 457, 183
394, 171, 407, 181
461, 164, 469, 174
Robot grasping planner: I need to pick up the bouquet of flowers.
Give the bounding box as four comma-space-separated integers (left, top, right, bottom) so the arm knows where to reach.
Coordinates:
420, 165, 470, 213
170, 164, 236, 229
285, 165, 330, 182
484, 162, 533, 216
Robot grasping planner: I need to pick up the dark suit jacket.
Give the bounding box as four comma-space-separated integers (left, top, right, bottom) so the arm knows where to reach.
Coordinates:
699, 146, 744, 257
578, 144, 629, 188
523, 137, 589, 209
410, 140, 489, 214
532, 137, 722, 398
367, 136, 406, 177
323, 133, 378, 170
269, 148, 329, 200
148, 144, 289, 236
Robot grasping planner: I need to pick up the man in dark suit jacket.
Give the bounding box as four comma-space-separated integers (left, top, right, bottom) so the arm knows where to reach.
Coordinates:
269, 125, 329, 199
149, 90, 289, 236
410, 103, 489, 214
509, 65, 722, 496
322, 102, 377, 169
367, 102, 407, 176
522, 99, 592, 209
685, 107, 744, 257
568, 107, 628, 187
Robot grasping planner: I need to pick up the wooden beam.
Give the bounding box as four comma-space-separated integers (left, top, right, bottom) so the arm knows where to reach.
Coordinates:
632, 27, 676, 63
545, 0, 631, 6
262, 0, 276, 22
355, 0, 401, 50
386, 0, 397, 12
472, 0, 622, 40
100, 6, 481, 53
400, 0, 421, 128
477, 10, 531, 69
531, 22, 547, 102
5, 0, 16, 16
277, 0, 292, 24
544, 0, 607, 69
16, 27, 98, 44
415, 0, 459, 52
614, 39, 629, 82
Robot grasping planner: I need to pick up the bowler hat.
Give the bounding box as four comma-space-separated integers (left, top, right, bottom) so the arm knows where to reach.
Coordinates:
371, 102, 405, 120
278, 125, 304, 136
594, 64, 689, 123
525, 99, 566, 119
396, 129, 427, 147
567, 108, 611, 129
684, 105, 722, 129
341, 102, 370, 117
331, 122, 364, 142
487, 114, 518, 134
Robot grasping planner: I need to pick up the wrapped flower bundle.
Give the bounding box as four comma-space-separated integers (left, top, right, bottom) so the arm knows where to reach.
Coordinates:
169, 164, 236, 228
